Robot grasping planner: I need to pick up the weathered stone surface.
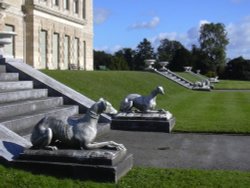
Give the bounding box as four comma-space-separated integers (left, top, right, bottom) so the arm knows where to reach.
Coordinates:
13, 149, 133, 183
19, 149, 127, 166
0, 124, 31, 161
111, 112, 175, 133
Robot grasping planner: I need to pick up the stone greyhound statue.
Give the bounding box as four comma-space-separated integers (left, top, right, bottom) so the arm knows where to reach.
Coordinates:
119, 86, 165, 113
31, 98, 126, 151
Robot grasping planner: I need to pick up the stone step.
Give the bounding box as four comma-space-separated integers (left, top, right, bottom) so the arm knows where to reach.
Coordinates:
0, 89, 48, 104
0, 81, 33, 91
0, 73, 19, 81
0, 65, 6, 73
1, 105, 79, 136
0, 97, 63, 119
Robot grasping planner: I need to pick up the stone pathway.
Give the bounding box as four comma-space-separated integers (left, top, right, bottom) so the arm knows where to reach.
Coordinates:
97, 130, 250, 171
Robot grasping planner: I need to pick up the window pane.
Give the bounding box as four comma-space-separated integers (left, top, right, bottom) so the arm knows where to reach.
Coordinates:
53, 33, 59, 69
64, 35, 69, 67
4, 25, 15, 57
40, 30, 47, 68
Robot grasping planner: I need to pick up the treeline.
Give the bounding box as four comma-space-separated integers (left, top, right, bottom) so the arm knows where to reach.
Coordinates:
94, 23, 250, 80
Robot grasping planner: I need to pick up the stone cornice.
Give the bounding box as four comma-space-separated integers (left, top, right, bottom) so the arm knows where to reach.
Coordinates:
23, 4, 87, 26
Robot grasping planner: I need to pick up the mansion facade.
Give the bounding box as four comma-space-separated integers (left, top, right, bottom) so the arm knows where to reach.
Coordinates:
1, 0, 93, 70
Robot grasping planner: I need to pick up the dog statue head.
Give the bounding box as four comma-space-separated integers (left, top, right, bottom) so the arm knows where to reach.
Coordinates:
156, 86, 165, 95
95, 98, 118, 115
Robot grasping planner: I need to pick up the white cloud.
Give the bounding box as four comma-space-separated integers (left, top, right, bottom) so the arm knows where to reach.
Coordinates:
129, 16, 160, 29
226, 17, 250, 58
94, 8, 111, 25
95, 18, 250, 59
150, 18, 250, 59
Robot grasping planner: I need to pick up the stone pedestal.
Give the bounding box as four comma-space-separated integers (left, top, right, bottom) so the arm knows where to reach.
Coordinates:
111, 112, 175, 133
13, 149, 133, 183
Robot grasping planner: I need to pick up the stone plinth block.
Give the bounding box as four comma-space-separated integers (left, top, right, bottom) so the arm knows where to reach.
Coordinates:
13, 149, 133, 183
111, 112, 175, 133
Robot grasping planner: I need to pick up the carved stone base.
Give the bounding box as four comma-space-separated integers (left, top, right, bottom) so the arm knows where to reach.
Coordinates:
13, 149, 133, 183
111, 112, 176, 133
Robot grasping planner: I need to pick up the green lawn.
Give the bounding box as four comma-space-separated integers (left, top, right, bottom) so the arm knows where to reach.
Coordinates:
43, 70, 250, 134
1, 165, 250, 188
1, 70, 250, 187
214, 80, 250, 90
175, 72, 204, 83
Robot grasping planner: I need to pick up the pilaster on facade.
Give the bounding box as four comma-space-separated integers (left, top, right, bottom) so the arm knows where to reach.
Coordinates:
2, 0, 93, 70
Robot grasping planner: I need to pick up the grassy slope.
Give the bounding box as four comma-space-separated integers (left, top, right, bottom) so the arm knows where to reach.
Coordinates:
43, 70, 250, 134
1, 165, 250, 188
1, 70, 250, 187
175, 72, 203, 83
214, 80, 250, 90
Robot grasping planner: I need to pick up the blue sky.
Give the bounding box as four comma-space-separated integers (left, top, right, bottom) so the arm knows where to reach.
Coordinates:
93, 0, 250, 59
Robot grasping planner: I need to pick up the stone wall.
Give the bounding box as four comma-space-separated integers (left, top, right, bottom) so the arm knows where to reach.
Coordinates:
2, 0, 93, 70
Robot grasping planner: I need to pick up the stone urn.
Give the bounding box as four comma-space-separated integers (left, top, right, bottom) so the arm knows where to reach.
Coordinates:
0, 31, 16, 58
196, 69, 201, 74
184, 66, 192, 72
144, 59, 156, 70
159, 61, 169, 71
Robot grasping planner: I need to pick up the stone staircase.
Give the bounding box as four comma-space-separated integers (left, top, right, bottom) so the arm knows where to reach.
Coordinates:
154, 69, 194, 89
0, 64, 78, 138
0, 58, 110, 145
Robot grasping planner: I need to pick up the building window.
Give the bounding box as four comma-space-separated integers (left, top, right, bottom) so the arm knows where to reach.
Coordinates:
64, 35, 69, 67
63, 0, 69, 10
53, 33, 59, 69
4, 25, 15, 57
40, 30, 47, 68
82, 0, 86, 19
73, 0, 79, 14
53, 0, 59, 6
74, 37, 79, 66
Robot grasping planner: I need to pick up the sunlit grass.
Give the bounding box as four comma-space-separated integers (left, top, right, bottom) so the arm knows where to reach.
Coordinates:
214, 80, 250, 90
1, 165, 250, 188
42, 70, 250, 134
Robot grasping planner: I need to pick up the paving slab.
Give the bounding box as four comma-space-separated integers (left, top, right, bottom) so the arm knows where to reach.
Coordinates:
96, 130, 250, 171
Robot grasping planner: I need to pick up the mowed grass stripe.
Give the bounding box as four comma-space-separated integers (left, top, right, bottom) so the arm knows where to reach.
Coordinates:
42, 70, 250, 134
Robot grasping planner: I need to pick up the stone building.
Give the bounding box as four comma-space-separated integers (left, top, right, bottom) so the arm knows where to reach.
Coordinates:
1, 0, 93, 70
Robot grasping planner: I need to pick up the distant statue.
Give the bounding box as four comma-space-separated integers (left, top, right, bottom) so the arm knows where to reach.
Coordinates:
193, 79, 212, 90
119, 86, 165, 113
31, 98, 126, 151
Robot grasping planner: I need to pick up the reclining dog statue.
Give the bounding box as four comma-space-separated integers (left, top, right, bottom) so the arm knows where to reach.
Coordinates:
31, 98, 126, 151
119, 86, 165, 113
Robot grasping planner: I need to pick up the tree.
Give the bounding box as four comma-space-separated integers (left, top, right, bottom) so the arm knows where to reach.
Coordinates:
199, 23, 229, 74
191, 45, 210, 74
134, 38, 155, 70
223, 57, 250, 80
115, 48, 135, 70
157, 39, 184, 62
169, 47, 192, 71
108, 56, 129, 70
94, 50, 112, 70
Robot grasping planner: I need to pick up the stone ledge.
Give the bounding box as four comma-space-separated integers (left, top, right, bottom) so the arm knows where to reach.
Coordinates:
12, 150, 133, 183
18, 148, 127, 166
111, 112, 176, 133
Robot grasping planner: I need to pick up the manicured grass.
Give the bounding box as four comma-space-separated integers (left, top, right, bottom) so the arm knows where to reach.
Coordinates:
1, 165, 250, 188
175, 72, 203, 83
214, 80, 250, 90
42, 70, 250, 134
1, 70, 250, 187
